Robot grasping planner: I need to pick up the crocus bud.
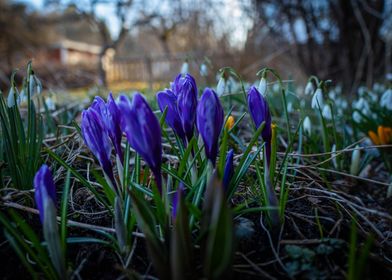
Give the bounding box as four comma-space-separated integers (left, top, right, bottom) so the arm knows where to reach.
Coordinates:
381, 89, 392, 110
173, 74, 198, 141
248, 86, 272, 166
81, 108, 116, 188
368, 130, 380, 145
223, 149, 234, 191
34, 164, 56, 224
350, 145, 361, 175
91, 94, 123, 162
118, 94, 162, 192
305, 81, 314, 95
303, 116, 312, 136
311, 88, 324, 109
106, 93, 124, 161
322, 104, 332, 120
156, 89, 185, 141
247, 86, 272, 143
216, 76, 226, 97
258, 77, 267, 96
196, 88, 224, 166
225, 115, 235, 130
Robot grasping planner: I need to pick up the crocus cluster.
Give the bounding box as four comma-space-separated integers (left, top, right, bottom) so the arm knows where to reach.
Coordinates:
158, 74, 227, 167
81, 73, 239, 196
82, 92, 162, 192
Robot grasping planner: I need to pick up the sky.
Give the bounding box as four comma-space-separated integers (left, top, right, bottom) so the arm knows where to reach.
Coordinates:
16, 0, 253, 48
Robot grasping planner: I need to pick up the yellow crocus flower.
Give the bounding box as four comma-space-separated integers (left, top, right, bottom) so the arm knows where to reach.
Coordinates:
225, 115, 235, 130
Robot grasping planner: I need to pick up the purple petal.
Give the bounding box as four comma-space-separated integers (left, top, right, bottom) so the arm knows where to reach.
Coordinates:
247, 86, 272, 142
81, 108, 115, 184
196, 88, 224, 166
174, 74, 198, 141
223, 149, 234, 191
118, 94, 162, 192
156, 89, 185, 141
34, 164, 56, 224
172, 182, 185, 220
107, 93, 123, 161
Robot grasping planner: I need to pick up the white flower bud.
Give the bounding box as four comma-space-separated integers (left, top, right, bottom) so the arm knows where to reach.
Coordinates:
303, 116, 312, 136
200, 63, 208, 77
331, 144, 338, 169
7, 87, 16, 108
19, 88, 27, 103
352, 111, 361, 123
350, 145, 361, 175
216, 77, 226, 96
380, 89, 392, 110
258, 77, 267, 96
180, 62, 189, 75
305, 81, 314, 95
311, 88, 324, 109
287, 102, 293, 113
45, 97, 56, 111
322, 104, 332, 120
328, 90, 336, 100
29, 75, 42, 97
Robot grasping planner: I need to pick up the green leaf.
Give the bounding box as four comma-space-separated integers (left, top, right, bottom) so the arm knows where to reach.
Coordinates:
60, 170, 71, 255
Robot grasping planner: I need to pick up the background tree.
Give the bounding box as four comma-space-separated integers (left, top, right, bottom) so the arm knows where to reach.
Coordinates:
46, 0, 156, 86
251, 0, 392, 93
0, 0, 50, 86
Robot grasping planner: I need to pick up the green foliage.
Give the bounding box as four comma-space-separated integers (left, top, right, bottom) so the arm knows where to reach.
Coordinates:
0, 63, 43, 189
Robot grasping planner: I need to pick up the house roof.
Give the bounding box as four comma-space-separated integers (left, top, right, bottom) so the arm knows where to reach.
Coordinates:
51, 39, 102, 54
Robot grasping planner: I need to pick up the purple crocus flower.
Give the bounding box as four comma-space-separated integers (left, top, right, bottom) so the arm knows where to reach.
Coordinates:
34, 164, 56, 224
172, 182, 185, 221
196, 88, 224, 166
91, 93, 123, 162
117, 93, 162, 192
156, 89, 185, 141
173, 74, 198, 141
81, 108, 116, 187
247, 86, 272, 164
223, 149, 234, 191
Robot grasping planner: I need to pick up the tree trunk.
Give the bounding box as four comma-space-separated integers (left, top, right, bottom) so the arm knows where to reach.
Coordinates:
98, 48, 108, 87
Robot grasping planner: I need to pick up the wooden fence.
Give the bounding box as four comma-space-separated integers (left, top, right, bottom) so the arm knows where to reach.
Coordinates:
104, 54, 235, 86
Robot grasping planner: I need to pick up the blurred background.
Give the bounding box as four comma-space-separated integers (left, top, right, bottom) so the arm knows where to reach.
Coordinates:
1, 0, 391, 95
